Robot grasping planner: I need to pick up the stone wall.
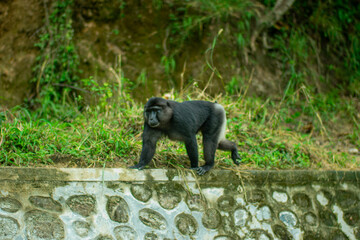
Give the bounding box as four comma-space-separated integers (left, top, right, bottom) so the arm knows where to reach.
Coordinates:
0, 168, 359, 240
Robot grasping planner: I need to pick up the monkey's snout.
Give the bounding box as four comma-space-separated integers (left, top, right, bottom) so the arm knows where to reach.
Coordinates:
149, 121, 160, 128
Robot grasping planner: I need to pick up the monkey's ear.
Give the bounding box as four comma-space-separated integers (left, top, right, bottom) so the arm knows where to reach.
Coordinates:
167, 101, 171, 107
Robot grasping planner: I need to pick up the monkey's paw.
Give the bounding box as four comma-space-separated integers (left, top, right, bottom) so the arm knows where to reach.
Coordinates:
232, 151, 241, 165
193, 165, 213, 176
129, 164, 145, 170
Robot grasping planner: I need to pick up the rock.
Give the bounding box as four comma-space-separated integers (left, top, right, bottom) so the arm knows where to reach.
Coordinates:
0, 215, 19, 239
202, 208, 221, 229
0, 197, 22, 213
24, 210, 64, 240
335, 190, 358, 209
217, 195, 235, 212
319, 209, 337, 227
144, 232, 158, 240
113, 226, 137, 240
348, 148, 359, 155
72, 221, 91, 237
234, 208, 248, 227
66, 195, 96, 217
304, 212, 317, 226
272, 191, 288, 203
272, 224, 292, 240
293, 193, 312, 209
279, 211, 298, 227
29, 196, 62, 212
130, 184, 152, 202
156, 183, 182, 210
175, 213, 198, 236
139, 208, 167, 230
94, 235, 113, 240
106, 196, 130, 223
186, 194, 206, 212
247, 190, 266, 203
256, 206, 272, 221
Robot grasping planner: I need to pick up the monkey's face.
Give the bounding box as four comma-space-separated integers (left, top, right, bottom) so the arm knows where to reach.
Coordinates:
145, 106, 162, 128
144, 100, 173, 129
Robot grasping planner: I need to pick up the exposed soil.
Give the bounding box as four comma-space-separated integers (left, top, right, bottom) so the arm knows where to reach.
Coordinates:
0, 0, 45, 106
0, 0, 282, 107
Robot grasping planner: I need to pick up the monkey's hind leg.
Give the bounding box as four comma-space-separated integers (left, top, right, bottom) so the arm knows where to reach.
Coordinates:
218, 139, 241, 165
197, 137, 218, 175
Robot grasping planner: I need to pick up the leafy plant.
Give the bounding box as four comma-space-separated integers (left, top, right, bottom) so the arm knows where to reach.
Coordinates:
82, 77, 118, 110
161, 55, 176, 76
32, 0, 80, 116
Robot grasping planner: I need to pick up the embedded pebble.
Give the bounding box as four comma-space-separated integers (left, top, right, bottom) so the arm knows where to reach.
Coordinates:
304, 212, 317, 226
202, 208, 221, 229
113, 226, 137, 240
293, 193, 312, 209
234, 208, 248, 227
175, 213, 198, 236
0, 197, 22, 213
66, 195, 96, 217
130, 184, 152, 202
256, 206, 272, 221
139, 208, 167, 230
24, 210, 64, 240
29, 196, 62, 212
186, 194, 206, 211
72, 220, 91, 237
316, 192, 329, 206
279, 211, 297, 227
106, 196, 130, 223
0, 215, 19, 239
272, 191, 288, 203
348, 148, 359, 155
217, 195, 235, 211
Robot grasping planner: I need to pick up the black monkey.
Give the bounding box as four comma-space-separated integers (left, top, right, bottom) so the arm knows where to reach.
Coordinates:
129, 97, 241, 175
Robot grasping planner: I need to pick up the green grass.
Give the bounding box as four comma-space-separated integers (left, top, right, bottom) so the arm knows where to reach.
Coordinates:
0, 101, 141, 167
1, 87, 359, 170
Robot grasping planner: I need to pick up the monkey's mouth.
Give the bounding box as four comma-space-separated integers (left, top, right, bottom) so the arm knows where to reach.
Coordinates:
149, 123, 160, 128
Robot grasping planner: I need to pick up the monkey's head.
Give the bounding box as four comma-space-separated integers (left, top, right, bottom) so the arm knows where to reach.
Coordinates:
144, 97, 173, 128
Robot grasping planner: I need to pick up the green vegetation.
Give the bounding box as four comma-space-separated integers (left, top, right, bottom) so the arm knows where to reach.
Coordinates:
1, 85, 358, 169
31, 0, 80, 116
163, 0, 359, 94
0, 99, 138, 167
0, 0, 359, 170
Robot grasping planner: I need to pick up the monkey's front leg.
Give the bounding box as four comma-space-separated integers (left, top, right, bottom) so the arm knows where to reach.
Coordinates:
185, 136, 200, 171
129, 141, 156, 169
129, 126, 161, 170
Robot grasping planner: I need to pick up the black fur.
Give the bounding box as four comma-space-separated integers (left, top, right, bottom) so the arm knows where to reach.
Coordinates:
129, 97, 241, 175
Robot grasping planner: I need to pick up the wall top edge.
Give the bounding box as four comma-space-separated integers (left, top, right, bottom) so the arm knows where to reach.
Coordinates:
0, 168, 359, 184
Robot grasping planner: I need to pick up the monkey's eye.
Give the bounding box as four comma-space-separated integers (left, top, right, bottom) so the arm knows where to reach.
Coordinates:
146, 106, 162, 114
